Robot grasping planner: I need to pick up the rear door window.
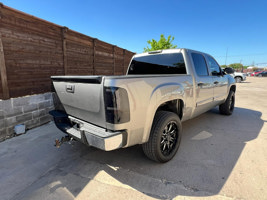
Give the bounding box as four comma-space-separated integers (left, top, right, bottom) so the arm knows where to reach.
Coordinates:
191, 53, 209, 76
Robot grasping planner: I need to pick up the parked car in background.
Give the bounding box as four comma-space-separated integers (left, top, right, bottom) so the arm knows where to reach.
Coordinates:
255, 71, 267, 77
246, 72, 253, 77
222, 67, 246, 83
251, 70, 264, 76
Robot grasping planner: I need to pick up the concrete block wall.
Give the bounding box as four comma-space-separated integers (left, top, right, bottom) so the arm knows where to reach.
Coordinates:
0, 93, 54, 141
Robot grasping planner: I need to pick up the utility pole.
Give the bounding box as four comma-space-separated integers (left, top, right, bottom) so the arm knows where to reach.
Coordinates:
240, 59, 243, 72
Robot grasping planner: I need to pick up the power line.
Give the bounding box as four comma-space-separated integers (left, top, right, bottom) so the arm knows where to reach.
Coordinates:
216, 53, 267, 58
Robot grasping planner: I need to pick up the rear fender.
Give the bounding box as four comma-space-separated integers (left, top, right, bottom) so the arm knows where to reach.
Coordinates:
142, 83, 185, 143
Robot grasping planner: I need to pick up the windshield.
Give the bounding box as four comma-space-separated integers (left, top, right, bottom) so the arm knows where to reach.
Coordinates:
128, 53, 186, 75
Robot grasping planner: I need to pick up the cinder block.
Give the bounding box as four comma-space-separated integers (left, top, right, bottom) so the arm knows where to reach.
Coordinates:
0, 119, 4, 127
6, 127, 15, 139
23, 104, 38, 113
16, 113, 32, 123
0, 110, 4, 120
12, 96, 30, 107
2, 100, 12, 112
38, 100, 51, 109
25, 119, 40, 129
44, 93, 52, 100
39, 115, 52, 125
32, 109, 46, 118
29, 94, 45, 104
0, 128, 6, 142
5, 117, 16, 127
39, 109, 46, 116
49, 100, 53, 107
4, 107, 23, 118
32, 110, 39, 118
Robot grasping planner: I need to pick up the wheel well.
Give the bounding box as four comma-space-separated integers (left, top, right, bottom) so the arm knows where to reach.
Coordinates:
230, 85, 236, 93
156, 99, 184, 119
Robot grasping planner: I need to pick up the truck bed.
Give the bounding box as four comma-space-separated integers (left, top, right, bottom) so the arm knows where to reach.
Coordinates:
52, 74, 193, 130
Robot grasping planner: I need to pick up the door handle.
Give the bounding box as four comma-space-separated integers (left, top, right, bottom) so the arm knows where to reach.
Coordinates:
214, 81, 219, 85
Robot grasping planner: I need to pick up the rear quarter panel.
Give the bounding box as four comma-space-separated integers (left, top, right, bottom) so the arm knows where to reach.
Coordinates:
104, 75, 194, 147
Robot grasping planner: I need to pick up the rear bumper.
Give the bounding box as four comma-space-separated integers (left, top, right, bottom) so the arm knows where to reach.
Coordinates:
49, 110, 126, 151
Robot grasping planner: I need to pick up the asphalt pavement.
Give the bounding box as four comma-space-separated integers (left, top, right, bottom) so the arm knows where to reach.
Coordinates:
0, 77, 266, 200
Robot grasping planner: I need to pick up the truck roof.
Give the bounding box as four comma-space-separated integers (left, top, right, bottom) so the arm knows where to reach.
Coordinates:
133, 48, 207, 58
134, 49, 183, 58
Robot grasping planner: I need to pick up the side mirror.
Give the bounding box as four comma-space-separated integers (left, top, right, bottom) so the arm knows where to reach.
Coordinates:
221, 68, 226, 75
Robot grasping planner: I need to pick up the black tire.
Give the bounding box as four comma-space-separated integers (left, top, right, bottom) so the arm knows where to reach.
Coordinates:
235, 77, 242, 83
142, 111, 182, 163
219, 90, 235, 115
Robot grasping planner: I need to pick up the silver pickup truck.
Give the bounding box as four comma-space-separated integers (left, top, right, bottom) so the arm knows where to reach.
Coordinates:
50, 48, 236, 162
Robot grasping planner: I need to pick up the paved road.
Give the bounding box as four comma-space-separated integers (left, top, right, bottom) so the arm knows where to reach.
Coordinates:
1, 77, 266, 200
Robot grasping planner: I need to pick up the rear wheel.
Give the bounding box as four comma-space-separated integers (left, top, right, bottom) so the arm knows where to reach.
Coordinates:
142, 111, 182, 163
219, 91, 235, 115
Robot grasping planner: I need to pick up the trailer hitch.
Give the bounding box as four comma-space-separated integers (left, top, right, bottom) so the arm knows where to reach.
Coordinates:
55, 135, 74, 148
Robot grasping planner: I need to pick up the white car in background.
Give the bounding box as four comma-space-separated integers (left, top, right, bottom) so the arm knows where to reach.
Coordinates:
223, 67, 246, 83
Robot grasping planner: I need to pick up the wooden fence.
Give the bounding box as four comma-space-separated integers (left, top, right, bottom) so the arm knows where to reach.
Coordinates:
0, 4, 134, 100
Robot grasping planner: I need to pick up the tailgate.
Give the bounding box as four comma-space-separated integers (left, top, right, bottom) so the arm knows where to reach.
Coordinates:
51, 76, 106, 128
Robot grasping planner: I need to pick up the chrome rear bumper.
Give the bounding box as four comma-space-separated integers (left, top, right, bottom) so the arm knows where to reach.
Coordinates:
49, 110, 125, 151
68, 116, 125, 151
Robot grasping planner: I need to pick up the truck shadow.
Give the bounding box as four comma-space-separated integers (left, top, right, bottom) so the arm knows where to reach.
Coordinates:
13, 107, 263, 199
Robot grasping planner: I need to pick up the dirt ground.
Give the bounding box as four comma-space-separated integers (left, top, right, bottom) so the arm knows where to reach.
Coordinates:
0, 76, 266, 200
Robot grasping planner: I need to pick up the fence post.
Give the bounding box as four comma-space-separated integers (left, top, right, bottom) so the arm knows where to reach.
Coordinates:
0, 3, 3, 19
0, 37, 10, 100
113, 46, 115, 75
92, 39, 96, 75
61, 27, 68, 75
123, 49, 125, 75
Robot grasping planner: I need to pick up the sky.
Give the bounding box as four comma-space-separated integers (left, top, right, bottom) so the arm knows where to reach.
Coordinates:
1, 0, 267, 66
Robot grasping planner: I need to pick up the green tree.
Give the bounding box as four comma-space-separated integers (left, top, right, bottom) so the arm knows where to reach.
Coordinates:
228, 63, 243, 71
220, 65, 228, 68
144, 34, 177, 52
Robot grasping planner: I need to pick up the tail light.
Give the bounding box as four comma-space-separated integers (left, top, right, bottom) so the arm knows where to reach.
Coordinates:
104, 87, 130, 124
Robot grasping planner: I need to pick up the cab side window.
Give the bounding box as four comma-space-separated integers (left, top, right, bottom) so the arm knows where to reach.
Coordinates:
206, 55, 221, 76
191, 53, 209, 76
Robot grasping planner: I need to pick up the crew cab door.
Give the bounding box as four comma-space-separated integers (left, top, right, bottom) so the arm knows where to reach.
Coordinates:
191, 52, 214, 117
205, 55, 228, 104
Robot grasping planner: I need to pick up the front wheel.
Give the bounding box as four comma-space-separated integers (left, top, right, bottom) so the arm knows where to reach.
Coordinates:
219, 90, 235, 115
142, 111, 182, 163
235, 77, 242, 83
